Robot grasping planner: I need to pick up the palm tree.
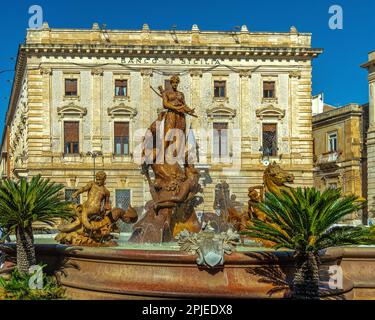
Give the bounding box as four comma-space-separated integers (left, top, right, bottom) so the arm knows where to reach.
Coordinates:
243, 187, 372, 300
0, 175, 73, 273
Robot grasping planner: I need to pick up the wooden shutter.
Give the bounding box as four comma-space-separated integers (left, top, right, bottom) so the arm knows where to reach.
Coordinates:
213, 123, 228, 131
115, 80, 127, 87
65, 79, 77, 94
214, 81, 225, 88
114, 122, 129, 137
263, 123, 277, 132
64, 122, 79, 141
263, 81, 275, 91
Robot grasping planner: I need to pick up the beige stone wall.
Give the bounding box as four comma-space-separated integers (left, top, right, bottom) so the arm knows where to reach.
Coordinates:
312, 105, 363, 198
3, 27, 321, 212
364, 52, 375, 216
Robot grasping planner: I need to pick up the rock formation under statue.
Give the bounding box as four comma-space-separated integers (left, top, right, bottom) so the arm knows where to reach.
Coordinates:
56, 171, 138, 246
129, 75, 202, 243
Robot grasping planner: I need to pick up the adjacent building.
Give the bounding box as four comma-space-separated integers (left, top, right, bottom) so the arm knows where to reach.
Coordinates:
312, 102, 369, 224
362, 51, 375, 219
0, 23, 322, 212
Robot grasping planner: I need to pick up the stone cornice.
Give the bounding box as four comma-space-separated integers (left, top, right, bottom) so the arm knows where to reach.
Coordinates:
361, 59, 375, 69
312, 104, 363, 128
1, 47, 27, 149
22, 44, 322, 59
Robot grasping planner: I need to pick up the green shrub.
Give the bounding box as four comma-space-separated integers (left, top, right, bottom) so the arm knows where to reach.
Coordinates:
0, 265, 66, 300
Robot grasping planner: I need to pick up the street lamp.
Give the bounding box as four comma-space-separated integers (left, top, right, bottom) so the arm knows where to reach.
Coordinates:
259, 146, 270, 166
86, 151, 103, 179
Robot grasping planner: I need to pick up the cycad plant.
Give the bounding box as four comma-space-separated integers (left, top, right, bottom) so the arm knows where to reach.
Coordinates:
0, 175, 72, 273
243, 187, 372, 300
0, 265, 66, 300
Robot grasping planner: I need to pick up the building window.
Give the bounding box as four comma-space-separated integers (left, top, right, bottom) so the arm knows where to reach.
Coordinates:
115, 80, 128, 97
213, 123, 228, 159
65, 189, 80, 204
328, 132, 338, 152
262, 124, 277, 157
64, 121, 79, 155
114, 122, 130, 156
65, 79, 78, 96
115, 189, 131, 210
263, 81, 276, 99
214, 81, 226, 98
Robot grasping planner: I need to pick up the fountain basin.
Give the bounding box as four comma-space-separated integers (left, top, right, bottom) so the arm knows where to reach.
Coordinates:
24, 243, 367, 300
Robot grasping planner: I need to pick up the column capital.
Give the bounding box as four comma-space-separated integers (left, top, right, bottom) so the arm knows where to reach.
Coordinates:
141, 68, 153, 77
40, 67, 52, 76
239, 70, 252, 78
189, 69, 203, 77
91, 68, 103, 76
289, 70, 302, 79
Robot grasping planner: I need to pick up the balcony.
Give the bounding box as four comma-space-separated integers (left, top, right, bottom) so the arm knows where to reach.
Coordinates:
316, 151, 341, 171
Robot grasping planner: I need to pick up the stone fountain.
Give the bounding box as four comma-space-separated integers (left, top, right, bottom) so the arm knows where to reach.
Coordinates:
20, 76, 358, 299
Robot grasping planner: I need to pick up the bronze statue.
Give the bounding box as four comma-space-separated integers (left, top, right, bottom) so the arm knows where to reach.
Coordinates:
222, 163, 295, 242
245, 163, 295, 247
247, 186, 265, 221
129, 76, 201, 243
263, 162, 294, 197
144, 75, 197, 165
56, 171, 138, 246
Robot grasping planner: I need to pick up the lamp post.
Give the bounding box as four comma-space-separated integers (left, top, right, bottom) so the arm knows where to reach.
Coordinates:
259, 146, 271, 166
86, 151, 103, 179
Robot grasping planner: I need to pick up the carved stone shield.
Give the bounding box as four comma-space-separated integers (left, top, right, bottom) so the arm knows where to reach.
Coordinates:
198, 237, 223, 267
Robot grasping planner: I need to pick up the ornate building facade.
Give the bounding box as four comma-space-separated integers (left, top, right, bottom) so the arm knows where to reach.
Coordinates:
362, 51, 375, 218
0, 23, 322, 212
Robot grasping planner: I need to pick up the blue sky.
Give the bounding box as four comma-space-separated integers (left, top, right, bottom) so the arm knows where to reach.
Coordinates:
0, 0, 374, 133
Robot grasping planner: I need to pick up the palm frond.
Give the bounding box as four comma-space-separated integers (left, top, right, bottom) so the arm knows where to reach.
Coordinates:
245, 187, 367, 254
0, 175, 74, 231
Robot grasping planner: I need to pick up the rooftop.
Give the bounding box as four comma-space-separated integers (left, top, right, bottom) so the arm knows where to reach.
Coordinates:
313, 103, 363, 124
361, 50, 375, 69
25, 23, 320, 50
